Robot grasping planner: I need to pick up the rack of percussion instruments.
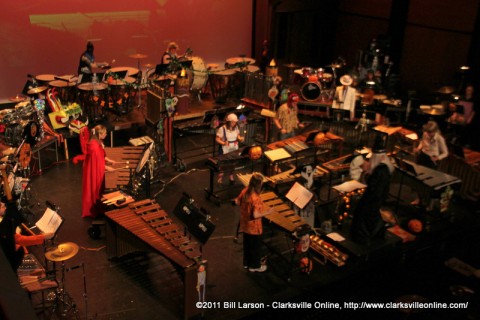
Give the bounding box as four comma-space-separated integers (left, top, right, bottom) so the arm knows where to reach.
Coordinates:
104, 195, 213, 320
258, 191, 349, 268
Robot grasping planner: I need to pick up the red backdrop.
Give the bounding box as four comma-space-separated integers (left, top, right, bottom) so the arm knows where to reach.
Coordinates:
0, 0, 252, 100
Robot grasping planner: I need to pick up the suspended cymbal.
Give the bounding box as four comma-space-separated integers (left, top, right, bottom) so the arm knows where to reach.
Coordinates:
226, 56, 255, 65
9, 94, 27, 102
27, 86, 48, 95
45, 242, 79, 262
129, 53, 148, 59
283, 63, 299, 69
325, 63, 343, 68
436, 86, 455, 94
142, 63, 155, 69
422, 108, 445, 116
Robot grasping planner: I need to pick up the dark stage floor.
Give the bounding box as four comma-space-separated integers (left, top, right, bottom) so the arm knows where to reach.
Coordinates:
5, 103, 480, 320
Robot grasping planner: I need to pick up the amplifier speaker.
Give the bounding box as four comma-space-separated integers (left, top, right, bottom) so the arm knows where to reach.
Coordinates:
146, 90, 165, 124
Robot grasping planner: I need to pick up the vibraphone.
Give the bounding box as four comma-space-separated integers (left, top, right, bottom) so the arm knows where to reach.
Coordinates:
321, 154, 355, 200
104, 199, 205, 319
105, 146, 145, 189
395, 159, 461, 213
265, 166, 328, 186
204, 147, 251, 204
438, 149, 480, 201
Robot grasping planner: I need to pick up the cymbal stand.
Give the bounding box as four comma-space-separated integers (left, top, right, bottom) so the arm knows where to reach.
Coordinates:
52, 261, 79, 319
135, 58, 143, 108
81, 263, 89, 320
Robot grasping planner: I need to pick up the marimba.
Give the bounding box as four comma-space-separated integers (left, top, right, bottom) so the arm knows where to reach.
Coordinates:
105, 146, 145, 189
260, 192, 309, 233
104, 199, 204, 319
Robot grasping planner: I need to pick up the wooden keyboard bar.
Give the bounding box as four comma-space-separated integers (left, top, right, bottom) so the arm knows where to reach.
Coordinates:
260, 192, 308, 233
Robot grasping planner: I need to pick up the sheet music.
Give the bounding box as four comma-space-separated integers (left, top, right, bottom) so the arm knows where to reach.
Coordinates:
405, 133, 418, 140
327, 232, 345, 242
285, 182, 313, 209
35, 208, 62, 234
264, 148, 292, 162
332, 180, 367, 193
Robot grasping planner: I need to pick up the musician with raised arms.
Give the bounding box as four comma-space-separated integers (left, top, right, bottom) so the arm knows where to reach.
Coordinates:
82, 125, 116, 218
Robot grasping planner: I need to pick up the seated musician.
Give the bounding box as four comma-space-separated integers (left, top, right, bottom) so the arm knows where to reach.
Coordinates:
274, 93, 304, 140
77, 41, 108, 76
350, 135, 394, 244
234, 173, 274, 272
215, 113, 244, 184
332, 75, 357, 121
358, 69, 382, 94
0, 199, 53, 271
82, 125, 117, 218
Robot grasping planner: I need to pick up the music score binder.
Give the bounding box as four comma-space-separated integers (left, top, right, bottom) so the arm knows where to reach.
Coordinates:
286, 182, 313, 209
35, 207, 63, 235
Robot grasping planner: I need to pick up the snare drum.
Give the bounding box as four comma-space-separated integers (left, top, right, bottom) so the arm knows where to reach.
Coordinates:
188, 56, 208, 91
301, 81, 322, 101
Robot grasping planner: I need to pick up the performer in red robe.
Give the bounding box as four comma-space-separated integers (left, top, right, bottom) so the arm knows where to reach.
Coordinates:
82, 125, 116, 218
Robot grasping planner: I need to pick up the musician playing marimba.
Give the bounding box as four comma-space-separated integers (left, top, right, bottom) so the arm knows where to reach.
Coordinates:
82, 125, 117, 218
234, 173, 273, 272
215, 113, 244, 184
350, 135, 394, 244
274, 93, 304, 140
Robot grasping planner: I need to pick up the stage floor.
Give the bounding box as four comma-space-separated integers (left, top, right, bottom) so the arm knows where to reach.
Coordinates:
7, 105, 480, 320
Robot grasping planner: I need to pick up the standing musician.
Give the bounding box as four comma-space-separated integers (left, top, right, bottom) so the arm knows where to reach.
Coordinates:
414, 120, 448, 169
332, 74, 357, 121
274, 93, 304, 140
161, 42, 180, 70
234, 173, 274, 272
81, 125, 116, 218
77, 41, 108, 75
350, 135, 394, 244
215, 113, 244, 184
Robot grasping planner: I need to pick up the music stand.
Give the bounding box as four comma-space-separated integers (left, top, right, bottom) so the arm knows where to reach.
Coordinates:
154, 64, 168, 75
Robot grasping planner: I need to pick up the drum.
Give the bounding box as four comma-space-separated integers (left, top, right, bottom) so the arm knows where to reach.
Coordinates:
0, 109, 15, 124
209, 68, 237, 102
4, 120, 40, 147
49, 79, 77, 103
108, 67, 140, 79
301, 81, 321, 101
108, 77, 136, 115
35, 74, 56, 86
318, 73, 333, 89
15, 101, 35, 120
188, 56, 208, 91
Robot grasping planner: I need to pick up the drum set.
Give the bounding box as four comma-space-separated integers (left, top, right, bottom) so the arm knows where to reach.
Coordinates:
293, 67, 335, 102
1, 99, 43, 148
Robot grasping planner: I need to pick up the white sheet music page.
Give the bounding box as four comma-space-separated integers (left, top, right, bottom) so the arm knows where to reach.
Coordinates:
264, 148, 292, 162
333, 180, 367, 193
286, 182, 313, 209
35, 208, 62, 234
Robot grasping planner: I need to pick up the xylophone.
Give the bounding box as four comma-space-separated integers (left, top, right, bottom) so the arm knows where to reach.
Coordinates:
104, 199, 205, 319
105, 146, 145, 189
260, 192, 309, 233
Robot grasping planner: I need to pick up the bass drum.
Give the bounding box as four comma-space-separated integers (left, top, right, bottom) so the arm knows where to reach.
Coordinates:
4, 120, 40, 147
300, 81, 322, 101
188, 56, 208, 91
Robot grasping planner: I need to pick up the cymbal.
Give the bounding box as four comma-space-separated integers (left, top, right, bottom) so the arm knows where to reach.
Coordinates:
283, 63, 299, 68
226, 56, 255, 65
422, 109, 445, 116
325, 63, 344, 68
436, 86, 455, 94
129, 53, 148, 59
142, 63, 155, 69
9, 94, 27, 102
45, 242, 79, 262
27, 86, 48, 95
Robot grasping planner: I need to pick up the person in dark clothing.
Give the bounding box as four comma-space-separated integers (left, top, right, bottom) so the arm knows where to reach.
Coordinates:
350, 135, 394, 244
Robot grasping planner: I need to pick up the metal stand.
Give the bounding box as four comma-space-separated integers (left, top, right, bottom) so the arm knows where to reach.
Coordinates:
50, 262, 79, 319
